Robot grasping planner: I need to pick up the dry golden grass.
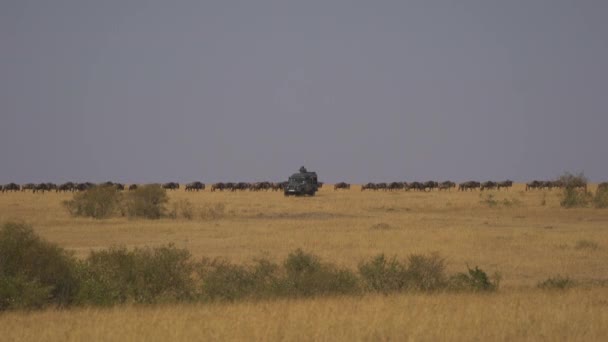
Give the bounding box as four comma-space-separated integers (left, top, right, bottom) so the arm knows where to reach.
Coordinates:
2, 289, 608, 341
1, 184, 608, 340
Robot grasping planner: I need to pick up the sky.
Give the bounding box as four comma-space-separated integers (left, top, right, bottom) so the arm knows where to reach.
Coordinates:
1, 0, 607, 183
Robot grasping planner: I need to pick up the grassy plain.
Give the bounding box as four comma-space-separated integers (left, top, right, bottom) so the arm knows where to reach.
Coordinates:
1, 184, 608, 340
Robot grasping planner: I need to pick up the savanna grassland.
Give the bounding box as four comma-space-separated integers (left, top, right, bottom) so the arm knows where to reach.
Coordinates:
1, 184, 608, 341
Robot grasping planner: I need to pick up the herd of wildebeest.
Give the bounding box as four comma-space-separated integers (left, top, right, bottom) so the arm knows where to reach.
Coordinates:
1, 179, 603, 194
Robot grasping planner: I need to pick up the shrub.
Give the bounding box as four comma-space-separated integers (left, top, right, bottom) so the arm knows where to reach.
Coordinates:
448, 266, 498, 292
575, 240, 599, 250
200, 203, 226, 220
197, 258, 272, 301
279, 249, 359, 297
0, 222, 79, 310
479, 194, 498, 207
538, 276, 575, 290
169, 199, 194, 220
358, 254, 407, 294
558, 172, 588, 189
594, 187, 608, 209
64, 186, 121, 219
560, 187, 592, 208
405, 253, 447, 291
123, 185, 169, 219
78, 244, 195, 305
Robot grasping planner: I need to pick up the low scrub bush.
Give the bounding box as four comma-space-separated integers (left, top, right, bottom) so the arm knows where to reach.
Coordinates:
123, 185, 169, 219
560, 187, 592, 208
169, 199, 195, 220
575, 240, 599, 250
279, 249, 360, 297
448, 266, 499, 292
359, 253, 448, 293
594, 187, 608, 209
2, 222, 505, 311
0, 222, 79, 310
358, 254, 407, 294
538, 276, 576, 290
198, 258, 279, 301
78, 244, 195, 305
64, 186, 121, 219
200, 203, 226, 220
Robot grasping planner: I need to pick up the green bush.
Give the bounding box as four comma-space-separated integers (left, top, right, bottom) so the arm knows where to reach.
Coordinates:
358, 253, 447, 293
0, 222, 79, 310
169, 199, 195, 220
78, 244, 195, 305
538, 276, 575, 290
123, 185, 169, 219
594, 187, 608, 209
448, 266, 498, 292
406, 253, 447, 291
197, 258, 276, 301
0, 275, 53, 310
358, 254, 407, 294
64, 186, 122, 219
279, 249, 360, 297
200, 203, 226, 220
560, 187, 592, 208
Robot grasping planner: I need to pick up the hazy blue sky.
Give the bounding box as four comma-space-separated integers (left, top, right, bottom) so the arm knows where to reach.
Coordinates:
1, 0, 607, 183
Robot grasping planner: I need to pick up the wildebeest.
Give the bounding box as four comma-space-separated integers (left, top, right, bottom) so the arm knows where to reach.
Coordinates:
33, 183, 56, 193
75, 182, 95, 192
21, 183, 35, 192
361, 183, 377, 191
406, 182, 425, 191
57, 182, 76, 192
497, 180, 513, 190
459, 181, 481, 191
162, 182, 180, 190
438, 181, 456, 191
1, 183, 21, 192
128, 184, 138, 191
480, 181, 498, 191
388, 182, 405, 191
185, 181, 205, 191
334, 182, 350, 190
272, 182, 287, 191
423, 181, 439, 191
525, 180, 543, 191
211, 182, 225, 192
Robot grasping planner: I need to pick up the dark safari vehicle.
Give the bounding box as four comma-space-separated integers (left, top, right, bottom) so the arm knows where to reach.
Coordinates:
284, 166, 319, 196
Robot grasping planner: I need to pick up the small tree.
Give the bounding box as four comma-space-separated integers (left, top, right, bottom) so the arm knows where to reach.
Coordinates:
123, 185, 168, 219
64, 186, 121, 219
559, 172, 591, 208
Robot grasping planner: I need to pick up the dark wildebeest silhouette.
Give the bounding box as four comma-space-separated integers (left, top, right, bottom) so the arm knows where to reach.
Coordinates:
525, 180, 543, 191
1, 183, 20, 193
57, 182, 75, 192
211, 183, 225, 192
21, 183, 35, 192
162, 182, 180, 190
438, 181, 456, 191
388, 182, 404, 191
423, 181, 439, 191
480, 181, 498, 191
334, 182, 350, 190
458, 181, 480, 191
497, 180, 513, 190
407, 182, 424, 191
185, 182, 205, 191
128, 184, 138, 191
361, 183, 377, 191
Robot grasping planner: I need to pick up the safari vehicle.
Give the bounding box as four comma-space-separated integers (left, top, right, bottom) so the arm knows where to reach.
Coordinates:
284, 166, 319, 196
